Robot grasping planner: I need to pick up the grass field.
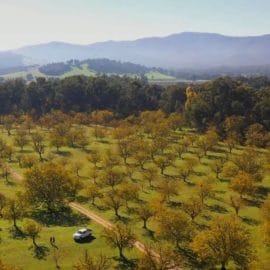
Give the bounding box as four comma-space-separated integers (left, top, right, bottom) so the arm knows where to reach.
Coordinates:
0, 124, 269, 269
145, 71, 176, 80
60, 64, 96, 78
0, 66, 175, 81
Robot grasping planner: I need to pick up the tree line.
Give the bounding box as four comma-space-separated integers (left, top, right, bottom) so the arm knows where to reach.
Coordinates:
0, 75, 269, 137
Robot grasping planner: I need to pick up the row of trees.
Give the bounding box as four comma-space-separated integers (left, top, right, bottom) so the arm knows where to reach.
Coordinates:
0, 75, 269, 135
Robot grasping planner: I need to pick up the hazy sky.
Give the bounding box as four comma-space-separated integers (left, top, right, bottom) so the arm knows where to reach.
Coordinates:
0, 0, 270, 51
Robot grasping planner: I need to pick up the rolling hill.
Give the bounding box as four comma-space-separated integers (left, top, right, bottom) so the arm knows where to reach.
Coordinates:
0, 59, 176, 81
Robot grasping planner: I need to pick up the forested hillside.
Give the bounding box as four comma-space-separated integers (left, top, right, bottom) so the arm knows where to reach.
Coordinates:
0, 59, 175, 81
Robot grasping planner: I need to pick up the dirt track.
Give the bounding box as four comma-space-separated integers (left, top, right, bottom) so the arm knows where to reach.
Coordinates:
9, 169, 24, 181
69, 202, 159, 255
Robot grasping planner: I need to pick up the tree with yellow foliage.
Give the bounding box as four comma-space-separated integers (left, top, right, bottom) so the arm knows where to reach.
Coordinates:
73, 251, 110, 270
196, 180, 214, 205
23, 219, 42, 249
167, 112, 183, 131
185, 86, 197, 110
157, 179, 180, 203
230, 172, 255, 199
135, 202, 154, 229
156, 209, 193, 248
102, 222, 135, 260
86, 183, 103, 205
191, 216, 255, 270
229, 195, 243, 216
182, 197, 203, 221
137, 243, 182, 270
154, 154, 175, 175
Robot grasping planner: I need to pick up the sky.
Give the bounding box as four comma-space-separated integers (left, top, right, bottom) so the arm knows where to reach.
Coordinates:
0, 0, 270, 51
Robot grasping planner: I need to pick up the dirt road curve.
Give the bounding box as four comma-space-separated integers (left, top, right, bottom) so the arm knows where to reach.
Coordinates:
10, 169, 182, 269
69, 202, 157, 254
69, 202, 182, 270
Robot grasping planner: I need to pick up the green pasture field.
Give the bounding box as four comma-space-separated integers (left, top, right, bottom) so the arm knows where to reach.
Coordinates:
0, 65, 175, 81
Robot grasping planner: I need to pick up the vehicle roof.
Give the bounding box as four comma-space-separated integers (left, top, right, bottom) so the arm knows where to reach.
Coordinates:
78, 228, 91, 233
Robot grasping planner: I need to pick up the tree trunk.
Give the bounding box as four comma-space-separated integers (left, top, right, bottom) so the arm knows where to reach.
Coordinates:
143, 219, 147, 229
125, 200, 129, 210
114, 208, 120, 218
13, 216, 18, 230
119, 247, 125, 260
33, 236, 38, 248
5, 173, 8, 183
176, 240, 180, 249
92, 197, 95, 205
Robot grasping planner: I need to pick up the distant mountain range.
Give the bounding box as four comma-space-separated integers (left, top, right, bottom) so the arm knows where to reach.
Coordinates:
1, 32, 270, 72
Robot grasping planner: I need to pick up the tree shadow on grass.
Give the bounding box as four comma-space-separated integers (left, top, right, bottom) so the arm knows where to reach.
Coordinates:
95, 204, 107, 211
116, 215, 131, 224
99, 139, 110, 144
53, 150, 72, 157
195, 222, 209, 231
255, 186, 270, 201
217, 177, 230, 183
75, 195, 89, 204
126, 207, 136, 215
176, 247, 208, 270
241, 216, 260, 226
193, 171, 206, 177
215, 190, 226, 195
168, 201, 182, 209
207, 204, 228, 214
29, 245, 50, 260
114, 257, 137, 270
4, 180, 16, 186
20, 149, 33, 154
185, 181, 195, 187
142, 228, 155, 241
244, 198, 261, 208
32, 207, 89, 226
9, 226, 26, 239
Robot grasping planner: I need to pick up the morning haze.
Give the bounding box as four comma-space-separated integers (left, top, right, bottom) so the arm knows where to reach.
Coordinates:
0, 1, 270, 270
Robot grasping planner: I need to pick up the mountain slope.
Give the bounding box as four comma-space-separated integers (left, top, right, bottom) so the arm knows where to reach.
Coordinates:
6, 32, 270, 69
0, 52, 24, 69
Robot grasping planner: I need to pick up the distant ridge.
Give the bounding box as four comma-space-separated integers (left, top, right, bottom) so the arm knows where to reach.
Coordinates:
1, 32, 270, 70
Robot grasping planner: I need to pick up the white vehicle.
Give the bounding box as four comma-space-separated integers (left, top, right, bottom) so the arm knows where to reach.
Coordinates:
73, 228, 92, 241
